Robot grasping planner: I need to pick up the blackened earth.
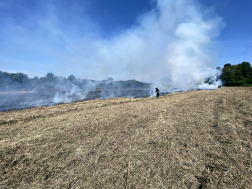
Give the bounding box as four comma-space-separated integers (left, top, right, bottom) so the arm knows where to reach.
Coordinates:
0, 89, 175, 112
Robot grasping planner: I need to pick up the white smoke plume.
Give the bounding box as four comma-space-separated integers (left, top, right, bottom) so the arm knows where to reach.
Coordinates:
56, 0, 224, 90
0, 0, 226, 111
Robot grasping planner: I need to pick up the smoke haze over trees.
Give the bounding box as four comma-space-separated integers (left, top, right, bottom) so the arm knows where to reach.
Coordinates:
0, 71, 154, 111
0, 61, 251, 112
1, 60, 252, 92
0, 71, 151, 91
0, 0, 227, 89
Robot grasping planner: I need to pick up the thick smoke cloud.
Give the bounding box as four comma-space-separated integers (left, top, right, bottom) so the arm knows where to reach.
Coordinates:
1, 0, 224, 89
55, 0, 224, 89
0, 0, 225, 111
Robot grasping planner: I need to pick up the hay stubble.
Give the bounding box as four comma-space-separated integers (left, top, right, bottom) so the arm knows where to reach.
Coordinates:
0, 88, 252, 188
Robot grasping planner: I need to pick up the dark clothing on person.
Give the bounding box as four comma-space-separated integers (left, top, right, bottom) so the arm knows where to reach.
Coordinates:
218, 85, 221, 88
155, 88, 160, 97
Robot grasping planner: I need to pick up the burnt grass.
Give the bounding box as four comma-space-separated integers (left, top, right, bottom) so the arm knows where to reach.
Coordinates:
0, 89, 171, 112
0, 87, 252, 188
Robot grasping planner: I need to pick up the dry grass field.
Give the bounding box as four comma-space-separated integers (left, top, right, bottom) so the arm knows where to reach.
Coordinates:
0, 87, 252, 188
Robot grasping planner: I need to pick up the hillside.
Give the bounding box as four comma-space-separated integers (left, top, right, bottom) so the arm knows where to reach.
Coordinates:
0, 87, 252, 188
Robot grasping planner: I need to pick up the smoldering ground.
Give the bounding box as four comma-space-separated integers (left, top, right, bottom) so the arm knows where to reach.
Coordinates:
0, 70, 221, 112
0, 87, 195, 112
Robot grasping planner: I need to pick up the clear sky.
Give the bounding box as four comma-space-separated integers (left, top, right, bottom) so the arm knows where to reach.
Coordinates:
0, 0, 251, 81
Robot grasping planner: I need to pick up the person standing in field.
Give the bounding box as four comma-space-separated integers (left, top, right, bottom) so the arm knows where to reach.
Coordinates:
155, 86, 160, 97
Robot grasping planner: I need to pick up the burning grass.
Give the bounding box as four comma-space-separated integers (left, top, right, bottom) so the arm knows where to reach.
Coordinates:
0, 87, 252, 188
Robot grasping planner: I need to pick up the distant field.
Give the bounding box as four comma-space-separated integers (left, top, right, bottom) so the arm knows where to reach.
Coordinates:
0, 87, 252, 188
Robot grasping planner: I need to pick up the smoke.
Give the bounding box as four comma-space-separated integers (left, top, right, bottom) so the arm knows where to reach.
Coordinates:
52, 78, 97, 103
1, 0, 225, 89
0, 0, 226, 111
55, 0, 224, 90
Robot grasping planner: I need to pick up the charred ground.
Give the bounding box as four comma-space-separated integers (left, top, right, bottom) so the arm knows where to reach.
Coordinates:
0, 89, 172, 112
0, 87, 252, 188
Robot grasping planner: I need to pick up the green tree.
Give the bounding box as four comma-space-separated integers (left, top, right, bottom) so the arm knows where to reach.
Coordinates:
224, 63, 232, 68
234, 64, 246, 85
222, 66, 235, 86
46, 72, 54, 80
240, 61, 252, 79
222, 61, 252, 86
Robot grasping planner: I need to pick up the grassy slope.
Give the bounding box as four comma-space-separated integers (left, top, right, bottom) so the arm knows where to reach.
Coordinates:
0, 87, 252, 188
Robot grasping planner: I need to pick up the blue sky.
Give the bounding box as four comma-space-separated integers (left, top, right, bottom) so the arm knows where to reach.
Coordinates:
0, 0, 251, 83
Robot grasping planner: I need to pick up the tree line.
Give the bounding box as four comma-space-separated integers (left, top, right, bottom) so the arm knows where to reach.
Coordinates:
0, 72, 151, 91
1, 61, 251, 91
220, 61, 252, 86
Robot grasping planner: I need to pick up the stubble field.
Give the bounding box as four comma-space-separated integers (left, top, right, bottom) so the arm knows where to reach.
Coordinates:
0, 87, 252, 188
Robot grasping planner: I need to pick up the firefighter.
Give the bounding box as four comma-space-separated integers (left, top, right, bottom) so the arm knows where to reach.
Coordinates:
155, 86, 160, 97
